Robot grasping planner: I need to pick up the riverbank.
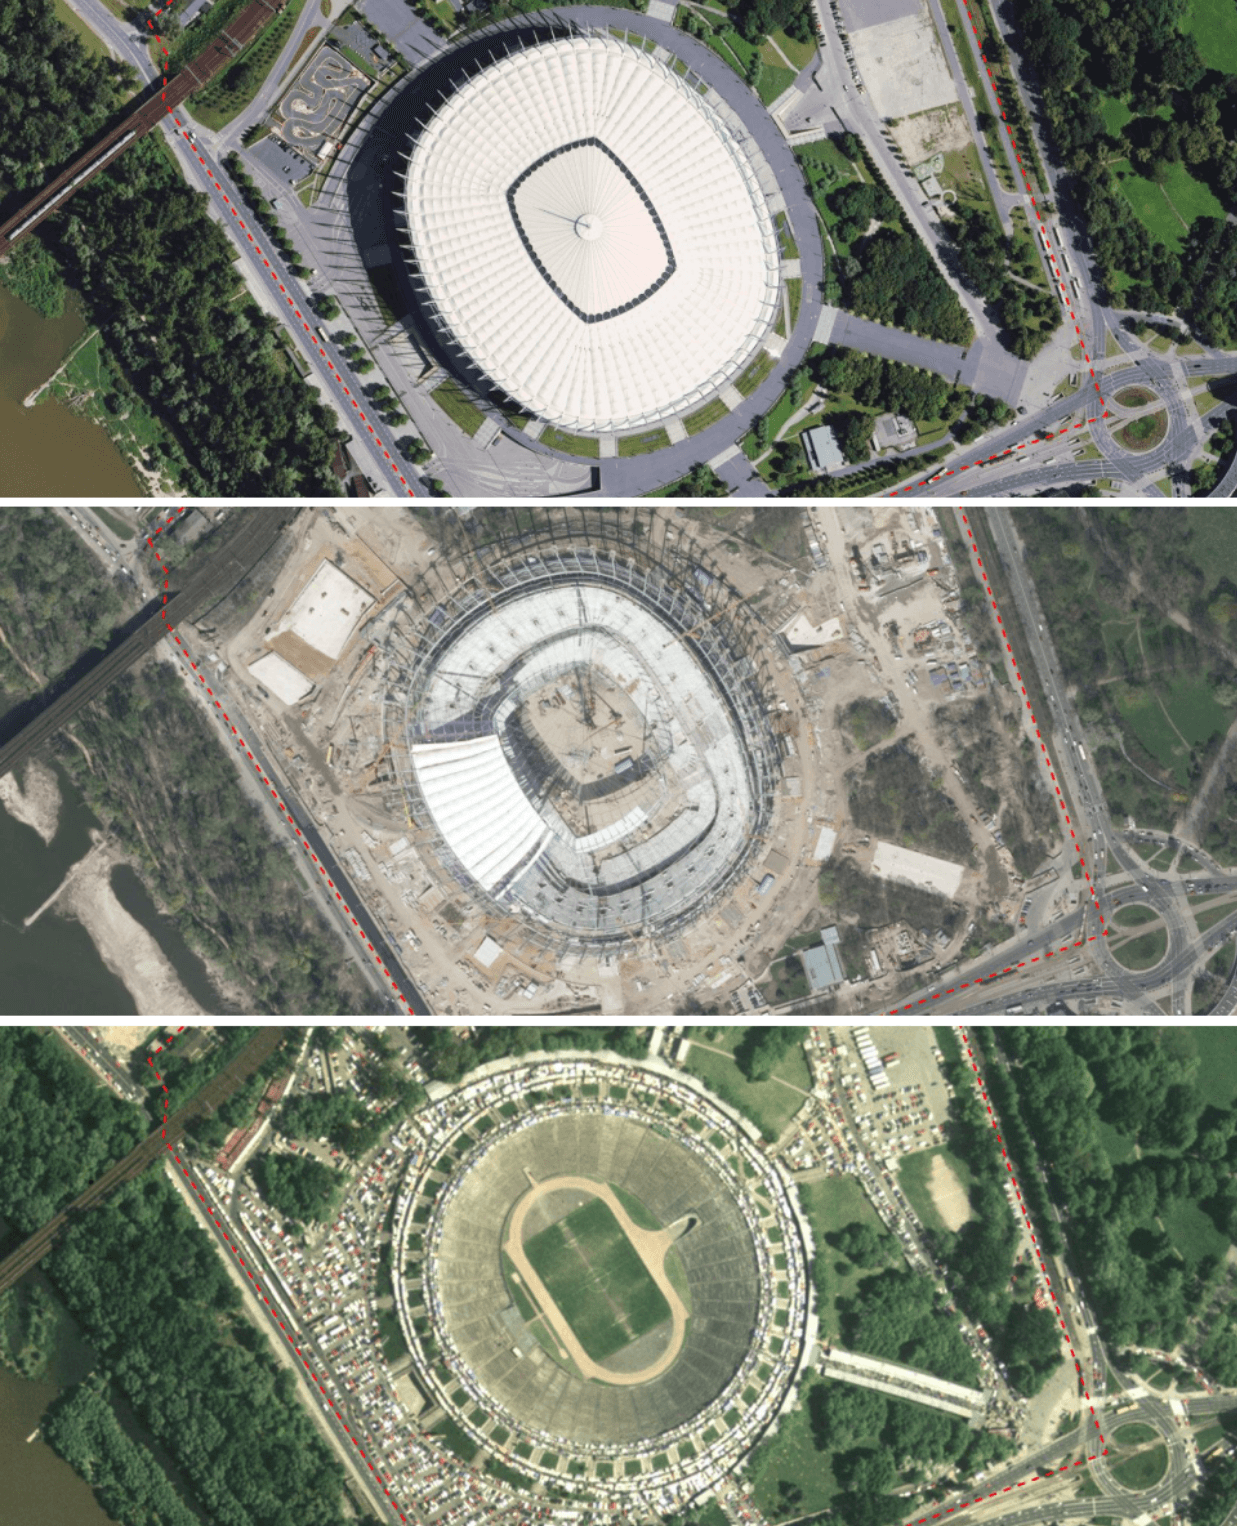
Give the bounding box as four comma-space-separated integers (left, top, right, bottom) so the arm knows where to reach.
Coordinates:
43, 833, 207, 1016
0, 758, 62, 845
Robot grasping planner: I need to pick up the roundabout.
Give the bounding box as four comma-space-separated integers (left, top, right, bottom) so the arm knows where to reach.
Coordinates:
392, 1057, 809, 1504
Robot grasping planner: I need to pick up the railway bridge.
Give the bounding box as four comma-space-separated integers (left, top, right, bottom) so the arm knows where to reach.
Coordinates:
0, 0, 286, 255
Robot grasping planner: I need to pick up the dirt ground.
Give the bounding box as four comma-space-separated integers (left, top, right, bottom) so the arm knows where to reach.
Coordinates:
0, 757, 62, 844
890, 102, 971, 166
53, 833, 207, 1017
928, 1152, 972, 1230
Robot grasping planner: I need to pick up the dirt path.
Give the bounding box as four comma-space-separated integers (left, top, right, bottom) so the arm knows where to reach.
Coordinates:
503, 1175, 688, 1385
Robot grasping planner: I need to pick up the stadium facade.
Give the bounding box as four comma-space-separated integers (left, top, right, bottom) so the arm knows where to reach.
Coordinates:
375, 510, 784, 959
393, 1058, 809, 1506
399, 31, 784, 441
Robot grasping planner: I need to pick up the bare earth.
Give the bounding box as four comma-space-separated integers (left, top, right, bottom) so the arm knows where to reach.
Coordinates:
52, 834, 207, 1016
0, 757, 62, 844
503, 1175, 688, 1385
928, 1153, 972, 1231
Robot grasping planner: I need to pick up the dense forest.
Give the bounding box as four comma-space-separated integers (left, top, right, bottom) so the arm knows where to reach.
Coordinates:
253, 1154, 344, 1223
1009, 0, 1237, 338
838, 228, 974, 347
989, 1026, 1237, 1368
0, 1028, 145, 1234
43, 137, 344, 495
0, 0, 133, 206
54, 659, 381, 1014
847, 742, 975, 864
0, 510, 130, 705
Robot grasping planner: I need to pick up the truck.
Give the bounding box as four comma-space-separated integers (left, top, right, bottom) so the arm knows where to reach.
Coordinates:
1077, 742, 1086, 761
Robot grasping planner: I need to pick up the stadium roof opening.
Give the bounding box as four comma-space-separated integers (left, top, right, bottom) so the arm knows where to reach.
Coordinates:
402, 34, 781, 434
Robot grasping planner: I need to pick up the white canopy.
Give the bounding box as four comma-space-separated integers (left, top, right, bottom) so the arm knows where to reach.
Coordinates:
403, 34, 780, 434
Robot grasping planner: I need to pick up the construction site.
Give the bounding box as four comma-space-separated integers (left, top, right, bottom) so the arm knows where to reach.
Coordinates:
196, 507, 1067, 1016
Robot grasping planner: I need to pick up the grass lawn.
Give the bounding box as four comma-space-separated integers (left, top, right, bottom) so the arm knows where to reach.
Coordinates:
683, 1039, 808, 1139
755, 62, 797, 105
798, 1176, 899, 1339
735, 350, 776, 397
1162, 674, 1230, 746
52, 0, 111, 57
1114, 1422, 1159, 1446
1195, 1422, 1225, 1452
523, 1197, 669, 1363
787, 276, 802, 329
94, 508, 135, 540
187, 0, 311, 129
775, 210, 800, 260
432, 378, 484, 437
1187, 507, 1237, 596
1112, 687, 1189, 785
702, 26, 757, 76
1114, 385, 1157, 408
1096, 1118, 1136, 1167
1112, 159, 1224, 253
1115, 409, 1168, 451
1113, 903, 1159, 928
898, 1146, 974, 1238
1180, 1024, 1237, 1104
1161, 1197, 1228, 1269
770, 26, 815, 68
749, 1373, 837, 1516
1099, 92, 1133, 136
1186, 0, 1237, 72
1110, 1444, 1168, 1490
685, 399, 729, 434
1193, 900, 1237, 935
618, 428, 671, 456
542, 426, 600, 457
1110, 926, 1167, 971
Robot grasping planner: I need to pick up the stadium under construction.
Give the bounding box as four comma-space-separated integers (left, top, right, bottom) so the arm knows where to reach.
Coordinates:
366, 510, 784, 962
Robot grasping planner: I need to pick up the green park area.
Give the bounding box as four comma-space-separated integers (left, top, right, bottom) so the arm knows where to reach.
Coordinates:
1186, 0, 1237, 73
797, 1175, 898, 1340
187, 0, 312, 129
1181, 1022, 1237, 1104
522, 1197, 670, 1363
42, 332, 177, 489
682, 1028, 811, 1141
1195, 900, 1237, 935
1110, 926, 1168, 972
1111, 159, 1224, 254
432, 379, 484, 436
1187, 507, 1237, 595
1113, 903, 1159, 928
898, 1147, 974, 1239
1113, 1422, 1159, 1446
1109, 1443, 1168, 1490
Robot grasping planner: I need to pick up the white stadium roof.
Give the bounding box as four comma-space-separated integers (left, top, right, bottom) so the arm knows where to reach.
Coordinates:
411, 736, 551, 892
403, 35, 780, 434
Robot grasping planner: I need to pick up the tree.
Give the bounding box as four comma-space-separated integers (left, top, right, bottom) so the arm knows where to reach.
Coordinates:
828, 1220, 890, 1267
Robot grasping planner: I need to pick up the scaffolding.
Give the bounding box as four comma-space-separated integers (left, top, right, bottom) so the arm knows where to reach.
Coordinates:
375, 510, 783, 958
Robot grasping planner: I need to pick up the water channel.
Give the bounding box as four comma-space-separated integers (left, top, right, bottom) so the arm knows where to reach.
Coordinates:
0, 285, 140, 497
0, 756, 228, 1015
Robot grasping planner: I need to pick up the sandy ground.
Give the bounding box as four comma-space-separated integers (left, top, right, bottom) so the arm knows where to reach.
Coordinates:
890, 102, 971, 166
503, 1175, 688, 1385
0, 757, 62, 844
46, 833, 206, 1016
95, 1025, 159, 1057
928, 1153, 972, 1231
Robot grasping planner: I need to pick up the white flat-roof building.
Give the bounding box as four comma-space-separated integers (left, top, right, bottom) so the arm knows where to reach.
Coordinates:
802, 424, 845, 473
278, 561, 375, 660
248, 650, 314, 705
871, 839, 965, 899
402, 34, 781, 436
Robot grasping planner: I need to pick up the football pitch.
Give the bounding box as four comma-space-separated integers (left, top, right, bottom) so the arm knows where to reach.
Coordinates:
523, 1196, 671, 1363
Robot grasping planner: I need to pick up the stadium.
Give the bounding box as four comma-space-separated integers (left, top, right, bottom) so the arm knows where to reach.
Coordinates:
393, 1058, 808, 1504
397, 28, 784, 443
374, 510, 784, 960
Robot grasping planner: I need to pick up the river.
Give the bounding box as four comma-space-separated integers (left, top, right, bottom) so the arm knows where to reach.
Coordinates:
0, 284, 140, 497
0, 758, 228, 1015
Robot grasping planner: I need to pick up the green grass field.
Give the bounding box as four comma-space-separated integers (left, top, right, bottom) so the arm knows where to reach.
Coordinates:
1163, 675, 1231, 745
1187, 507, 1237, 596
1114, 1422, 1159, 1446
1195, 901, 1237, 936
682, 1029, 811, 1139
1161, 1198, 1228, 1269
1096, 1118, 1136, 1167
94, 508, 136, 541
1185, 0, 1237, 72
1109, 1444, 1168, 1489
897, 1146, 973, 1238
1111, 926, 1168, 971
749, 1372, 838, 1517
1180, 1025, 1237, 1106
798, 1176, 899, 1339
432, 379, 484, 436
1112, 159, 1224, 253
523, 1197, 669, 1363
1114, 903, 1159, 928
1099, 92, 1133, 136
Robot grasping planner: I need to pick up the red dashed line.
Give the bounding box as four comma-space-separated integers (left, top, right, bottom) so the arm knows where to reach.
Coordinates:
886, 512, 1107, 1014
888, 3, 1108, 496
147, 1031, 483, 1525
898, 1026, 1107, 1526
143, 514, 419, 1013
143, 4, 414, 497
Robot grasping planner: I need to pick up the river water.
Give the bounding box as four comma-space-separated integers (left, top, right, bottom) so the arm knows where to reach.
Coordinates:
0, 758, 227, 1015
0, 285, 140, 497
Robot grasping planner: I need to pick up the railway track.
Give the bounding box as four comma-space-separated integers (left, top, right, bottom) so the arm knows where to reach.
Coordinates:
0, 1026, 287, 1294
0, 508, 292, 780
